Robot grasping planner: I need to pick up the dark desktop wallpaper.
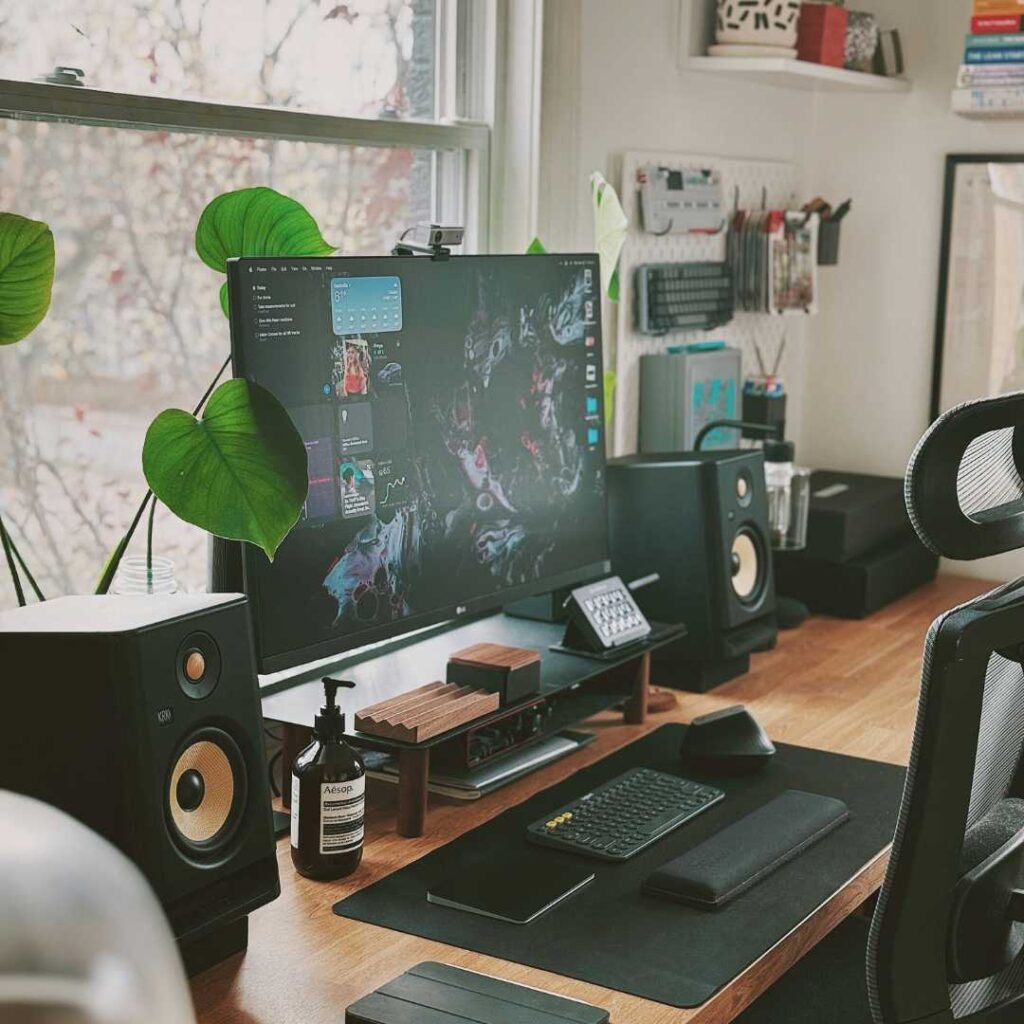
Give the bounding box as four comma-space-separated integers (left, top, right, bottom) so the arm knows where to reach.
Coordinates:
231, 254, 608, 663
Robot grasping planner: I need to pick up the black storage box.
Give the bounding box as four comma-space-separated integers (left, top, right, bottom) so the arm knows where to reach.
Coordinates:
802, 471, 909, 562
774, 531, 939, 619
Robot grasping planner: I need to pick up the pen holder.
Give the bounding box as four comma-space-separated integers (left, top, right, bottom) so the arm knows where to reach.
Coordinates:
818, 218, 842, 266
742, 389, 787, 440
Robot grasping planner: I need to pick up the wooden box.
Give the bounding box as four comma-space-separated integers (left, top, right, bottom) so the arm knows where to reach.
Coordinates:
447, 643, 542, 705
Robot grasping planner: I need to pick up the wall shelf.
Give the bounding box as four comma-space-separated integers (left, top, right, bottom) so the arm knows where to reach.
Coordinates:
953, 108, 1024, 120
680, 56, 912, 93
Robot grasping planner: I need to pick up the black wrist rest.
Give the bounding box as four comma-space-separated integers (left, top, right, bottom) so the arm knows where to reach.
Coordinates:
643, 789, 850, 910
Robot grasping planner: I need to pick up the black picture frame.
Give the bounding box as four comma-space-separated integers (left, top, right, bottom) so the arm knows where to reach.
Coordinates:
931, 153, 1024, 423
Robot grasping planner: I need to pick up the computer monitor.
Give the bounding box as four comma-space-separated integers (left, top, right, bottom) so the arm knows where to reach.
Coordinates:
227, 253, 610, 673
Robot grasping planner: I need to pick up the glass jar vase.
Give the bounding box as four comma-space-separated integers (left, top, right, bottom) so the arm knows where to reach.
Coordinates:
111, 555, 179, 595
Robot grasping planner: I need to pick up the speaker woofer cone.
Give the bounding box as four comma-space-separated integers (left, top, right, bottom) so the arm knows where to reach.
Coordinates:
166, 727, 246, 857
731, 528, 766, 606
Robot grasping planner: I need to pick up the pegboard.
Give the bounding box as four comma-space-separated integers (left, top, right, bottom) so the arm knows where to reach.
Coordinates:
612, 150, 807, 456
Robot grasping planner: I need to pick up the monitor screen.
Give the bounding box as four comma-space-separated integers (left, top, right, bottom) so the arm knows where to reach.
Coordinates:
227, 254, 610, 672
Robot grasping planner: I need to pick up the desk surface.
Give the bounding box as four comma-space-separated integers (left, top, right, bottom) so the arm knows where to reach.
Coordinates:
192, 574, 994, 1024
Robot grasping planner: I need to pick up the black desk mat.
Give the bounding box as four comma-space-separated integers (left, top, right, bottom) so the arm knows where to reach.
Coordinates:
334, 724, 905, 1009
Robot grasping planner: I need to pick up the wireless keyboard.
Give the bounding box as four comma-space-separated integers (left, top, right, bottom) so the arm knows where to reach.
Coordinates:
634, 262, 734, 335
526, 767, 724, 862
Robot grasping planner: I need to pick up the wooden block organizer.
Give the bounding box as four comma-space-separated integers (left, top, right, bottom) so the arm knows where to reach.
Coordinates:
355, 682, 500, 744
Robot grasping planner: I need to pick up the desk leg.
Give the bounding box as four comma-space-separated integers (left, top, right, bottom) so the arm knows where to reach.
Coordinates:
623, 651, 650, 726
280, 723, 312, 811
397, 747, 430, 838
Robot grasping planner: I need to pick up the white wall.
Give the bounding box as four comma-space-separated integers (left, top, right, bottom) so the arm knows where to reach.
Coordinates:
540, 0, 815, 250
800, 0, 1024, 578
539, 0, 1024, 581
537, 0, 817, 452
801, 0, 1024, 473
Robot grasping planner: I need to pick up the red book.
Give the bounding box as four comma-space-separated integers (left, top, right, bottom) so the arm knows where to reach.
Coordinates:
973, 14, 1024, 30
797, 2, 848, 67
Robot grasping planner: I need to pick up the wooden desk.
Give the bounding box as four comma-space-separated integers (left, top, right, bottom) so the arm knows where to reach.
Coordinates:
192, 575, 993, 1024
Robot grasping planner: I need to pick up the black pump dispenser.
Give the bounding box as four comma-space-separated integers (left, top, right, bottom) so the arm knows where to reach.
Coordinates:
290, 677, 365, 881
315, 679, 346, 740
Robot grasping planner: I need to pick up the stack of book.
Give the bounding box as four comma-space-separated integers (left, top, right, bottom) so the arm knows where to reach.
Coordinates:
954, 0, 1024, 113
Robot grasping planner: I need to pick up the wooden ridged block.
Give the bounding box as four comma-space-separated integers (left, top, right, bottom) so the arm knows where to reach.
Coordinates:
355, 682, 499, 744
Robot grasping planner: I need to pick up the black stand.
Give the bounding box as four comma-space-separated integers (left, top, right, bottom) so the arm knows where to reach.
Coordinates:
777, 595, 811, 630
504, 589, 571, 623
179, 916, 248, 976
552, 620, 687, 662
390, 233, 457, 260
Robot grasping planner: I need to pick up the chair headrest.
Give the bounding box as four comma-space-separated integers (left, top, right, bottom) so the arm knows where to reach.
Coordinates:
906, 393, 1024, 560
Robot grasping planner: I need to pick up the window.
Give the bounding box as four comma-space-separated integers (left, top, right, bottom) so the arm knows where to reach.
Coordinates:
0, 0, 440, 118
0, 0, 494, 607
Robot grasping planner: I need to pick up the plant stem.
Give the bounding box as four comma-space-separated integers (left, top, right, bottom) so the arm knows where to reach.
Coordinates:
96, 353, 232, 595
10, 531, 45, 602
147, 496, 157, 589
0, 509, 26, 607
0, 507, 44, 602
95, 491, 154, 595
193, 354, 233, 416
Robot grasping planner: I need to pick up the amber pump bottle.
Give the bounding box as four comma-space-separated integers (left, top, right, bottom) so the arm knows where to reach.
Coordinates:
290, 679, 365, 880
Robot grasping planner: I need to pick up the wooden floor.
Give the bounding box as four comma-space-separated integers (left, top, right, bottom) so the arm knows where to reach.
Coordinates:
192, 575, 994, 1024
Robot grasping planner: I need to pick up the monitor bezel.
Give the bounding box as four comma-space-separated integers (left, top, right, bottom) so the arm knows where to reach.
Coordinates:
227, 253, 612, 676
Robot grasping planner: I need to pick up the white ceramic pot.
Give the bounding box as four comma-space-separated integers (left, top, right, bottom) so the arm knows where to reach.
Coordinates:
716, 0, 801, 48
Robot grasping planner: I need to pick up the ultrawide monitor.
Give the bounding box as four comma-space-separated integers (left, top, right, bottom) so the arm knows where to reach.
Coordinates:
227, 253, 610, 673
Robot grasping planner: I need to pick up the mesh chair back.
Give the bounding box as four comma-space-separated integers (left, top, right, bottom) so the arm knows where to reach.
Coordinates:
868, 395, 1024, 1023
906, 394, 1024, 560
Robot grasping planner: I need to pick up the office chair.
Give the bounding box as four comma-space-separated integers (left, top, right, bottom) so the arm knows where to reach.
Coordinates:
737, 393, 1024, 1024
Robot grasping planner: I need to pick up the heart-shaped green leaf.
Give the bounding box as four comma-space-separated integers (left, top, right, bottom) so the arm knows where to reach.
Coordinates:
195, 187, 334, 273
142, 379, 309, 560
0, 212, 55, 345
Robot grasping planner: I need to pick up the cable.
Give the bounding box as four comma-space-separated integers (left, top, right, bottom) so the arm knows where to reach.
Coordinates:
267, 749, 283, 799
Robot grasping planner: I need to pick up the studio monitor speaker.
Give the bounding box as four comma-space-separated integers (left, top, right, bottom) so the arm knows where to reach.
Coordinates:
0, 593, 279, 974
607, 451, 777, 690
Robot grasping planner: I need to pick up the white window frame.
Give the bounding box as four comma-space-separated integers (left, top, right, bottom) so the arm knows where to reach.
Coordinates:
0, 0, 502, 253
488, 0, 544, 254
0, 0, 549, 252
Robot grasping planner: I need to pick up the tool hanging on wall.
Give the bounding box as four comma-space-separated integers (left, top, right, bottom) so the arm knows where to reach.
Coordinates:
727, 189, 818, 315
634, 262, 734, 335
637, 164, 726, 236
